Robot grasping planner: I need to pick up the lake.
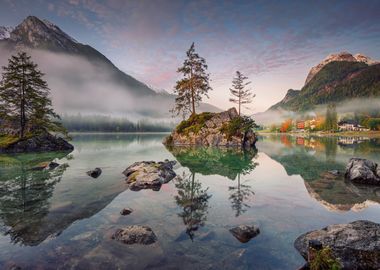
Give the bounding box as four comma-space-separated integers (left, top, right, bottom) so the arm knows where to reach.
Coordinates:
0, 133, 380, 269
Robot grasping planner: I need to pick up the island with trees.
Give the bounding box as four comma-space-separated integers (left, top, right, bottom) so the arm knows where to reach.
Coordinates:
164, 43, 258, 148
0, 52, 73, 153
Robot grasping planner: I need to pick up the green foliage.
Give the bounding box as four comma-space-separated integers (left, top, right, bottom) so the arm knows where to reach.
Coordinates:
324, 103, 338, 131
229, 71, 255, 115
272, 61, 379, 111
172, 42, 212, 117
176, 112, 214, 135
310, 247, 341, 270
0, 134, 19, 148
367, 118, 380, 130
0, 52, 68, 138
220, 116, 257, 139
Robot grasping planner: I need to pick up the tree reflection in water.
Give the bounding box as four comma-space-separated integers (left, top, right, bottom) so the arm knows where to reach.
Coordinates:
174, 172, 212, 241
229, 173, 255, 217
0, 152, 69, 245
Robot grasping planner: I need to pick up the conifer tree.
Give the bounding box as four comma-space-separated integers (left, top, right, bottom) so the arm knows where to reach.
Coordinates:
172, 43, 212, 117
229, 71, 255, 116
324, 103, 338, 131
0, 52, 66, 138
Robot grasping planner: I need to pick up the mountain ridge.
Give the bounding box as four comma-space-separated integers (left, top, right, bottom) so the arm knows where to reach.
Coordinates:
0, 16, 221, 118
269, 52, 380, 112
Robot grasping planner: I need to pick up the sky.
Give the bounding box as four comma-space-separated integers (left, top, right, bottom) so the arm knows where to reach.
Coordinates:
1, 0, 380, 112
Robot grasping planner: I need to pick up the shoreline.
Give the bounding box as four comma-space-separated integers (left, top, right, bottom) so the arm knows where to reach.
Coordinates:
258, 131, 380, 138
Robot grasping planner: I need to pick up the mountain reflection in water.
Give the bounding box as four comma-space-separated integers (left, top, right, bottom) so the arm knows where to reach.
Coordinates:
0, 133, 379, 269
258, 134, 380, 212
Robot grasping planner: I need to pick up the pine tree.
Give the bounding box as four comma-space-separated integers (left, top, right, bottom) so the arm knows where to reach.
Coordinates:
324, 103, 338, 131
172, 43, 212, 117
229, 71, 255, 116
0, 52, 66, 138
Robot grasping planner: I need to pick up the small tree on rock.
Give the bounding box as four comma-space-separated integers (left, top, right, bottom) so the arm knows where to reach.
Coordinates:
0, 52, 67, 138
229, 71, 255, 116
172, 42, 212, 118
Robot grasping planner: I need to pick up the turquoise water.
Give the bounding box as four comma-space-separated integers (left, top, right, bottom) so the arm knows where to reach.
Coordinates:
0, 133, 380, 269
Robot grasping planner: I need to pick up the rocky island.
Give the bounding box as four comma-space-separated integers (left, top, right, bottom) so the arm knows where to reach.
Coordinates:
163, 108, 257, 148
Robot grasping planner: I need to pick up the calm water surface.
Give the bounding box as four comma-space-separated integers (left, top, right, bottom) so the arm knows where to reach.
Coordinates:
0, 133, 380, 269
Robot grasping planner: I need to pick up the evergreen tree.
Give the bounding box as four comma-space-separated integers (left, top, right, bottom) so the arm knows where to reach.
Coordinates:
229, 71, 255, 116
0, 52, 66, 138
324, 103, 338, 131
172, 43, 212, 117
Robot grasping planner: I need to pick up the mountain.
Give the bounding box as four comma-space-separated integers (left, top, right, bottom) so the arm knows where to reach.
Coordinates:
0, 26, 13, 40
269, 52, 380, 112
305, 52, 378, 85
0, 16, 220, 120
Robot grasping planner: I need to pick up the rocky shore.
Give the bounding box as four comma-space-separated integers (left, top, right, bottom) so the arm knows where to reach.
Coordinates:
0, 133, 74, 153
163, 108, 257, 148
294, 220, 380, 269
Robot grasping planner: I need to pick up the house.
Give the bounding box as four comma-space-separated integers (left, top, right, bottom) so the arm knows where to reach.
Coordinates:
296, 121, 305, 130
338, 120, 369, 132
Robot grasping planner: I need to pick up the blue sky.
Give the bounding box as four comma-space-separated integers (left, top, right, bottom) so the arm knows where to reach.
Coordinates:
1, 0, 380, 112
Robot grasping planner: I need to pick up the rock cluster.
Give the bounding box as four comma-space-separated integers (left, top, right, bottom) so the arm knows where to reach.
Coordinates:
164, 108, 257, 148
345, 158, 380, 185
123, 160, 177, 191
112, 225, 157, 245
294, 220, 380, 269
0, 133, 74, 153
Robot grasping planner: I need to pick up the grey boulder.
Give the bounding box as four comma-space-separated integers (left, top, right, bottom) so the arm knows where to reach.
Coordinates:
345, 158, 380, 185
229, 225, 260, 243
294, 220, 380, 269
123, 160, 176, 191
112, 225, 157, 245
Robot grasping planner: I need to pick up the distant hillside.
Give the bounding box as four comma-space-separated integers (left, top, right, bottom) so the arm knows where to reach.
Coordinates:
269, 52, 380, 112
0, 16, 220, 120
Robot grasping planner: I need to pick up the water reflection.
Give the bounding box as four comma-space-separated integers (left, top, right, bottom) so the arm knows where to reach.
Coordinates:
168, 146, 259, 232
0, 148, 128, 246
175, 172, 212, 240
229, 174, 255, 217
0, 152, 69, 245
259, 135, 380, 211
167, 146, 258, 180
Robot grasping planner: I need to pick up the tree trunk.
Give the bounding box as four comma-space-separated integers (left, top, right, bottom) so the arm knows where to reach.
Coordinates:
190, 67, 196, 116
20, 65, 26, 139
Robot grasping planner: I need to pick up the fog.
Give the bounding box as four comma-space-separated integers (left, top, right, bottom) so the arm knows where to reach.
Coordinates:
254, 98, 380, 126
0, 45, 216, 125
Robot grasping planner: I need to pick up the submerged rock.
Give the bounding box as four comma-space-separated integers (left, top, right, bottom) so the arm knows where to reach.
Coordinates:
87, 168, 102, 178
120, 207, 133, 216
345, 158, 380, 185
229, 225, 260, 243
294, 220, 380, 269
0, 133, 73, 153
163, 108, 257, 148
123, 160, 176, 191
111, 225, 157, 245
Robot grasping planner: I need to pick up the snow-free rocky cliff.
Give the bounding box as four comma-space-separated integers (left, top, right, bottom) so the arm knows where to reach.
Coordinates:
305, 52, 379, 85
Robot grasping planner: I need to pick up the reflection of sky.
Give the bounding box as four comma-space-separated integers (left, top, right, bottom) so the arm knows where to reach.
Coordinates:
0, 133, 380, 268
1, 0, 380, 111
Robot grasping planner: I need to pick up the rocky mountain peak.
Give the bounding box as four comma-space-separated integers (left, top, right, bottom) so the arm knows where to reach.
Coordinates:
0, 26, 14, 40
305, 52, 378, 85
8, 16, 78, 52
